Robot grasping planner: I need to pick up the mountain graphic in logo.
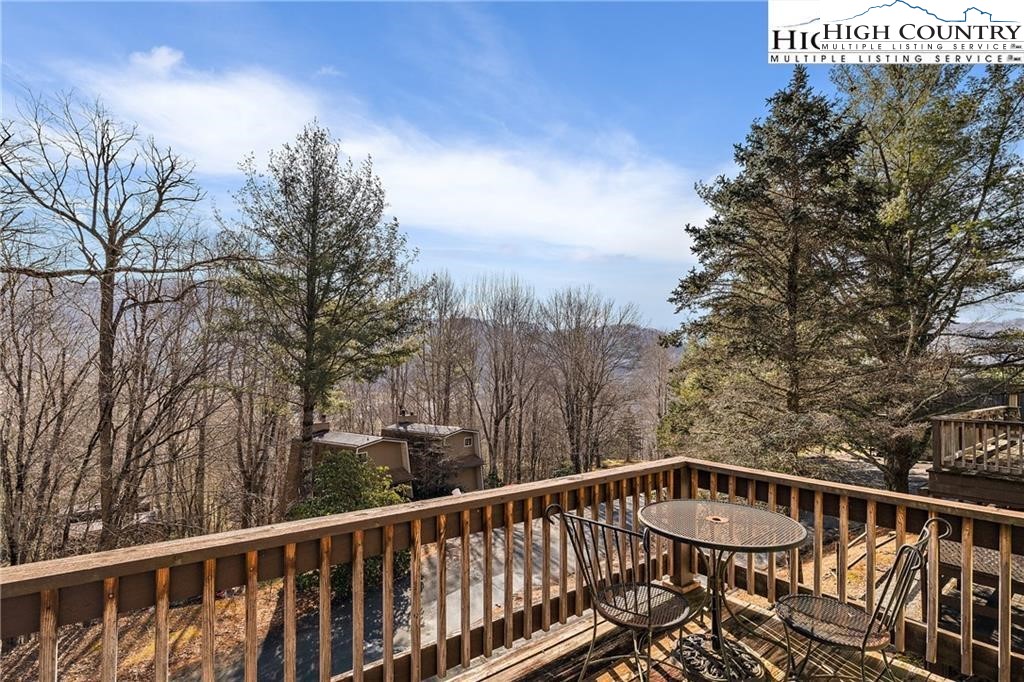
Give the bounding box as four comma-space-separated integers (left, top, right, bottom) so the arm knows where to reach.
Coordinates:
784, 1, 1017, 27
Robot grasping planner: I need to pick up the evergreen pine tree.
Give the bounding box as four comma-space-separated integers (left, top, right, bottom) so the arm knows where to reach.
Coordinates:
667, 66, 873, 467
227, 123, 423, 500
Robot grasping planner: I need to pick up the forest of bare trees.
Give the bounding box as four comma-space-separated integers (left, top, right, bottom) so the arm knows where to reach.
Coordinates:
337, 273, 672, 483
0, 95, 673, 566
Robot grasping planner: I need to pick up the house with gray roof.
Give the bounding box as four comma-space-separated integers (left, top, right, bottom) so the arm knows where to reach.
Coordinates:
281, 423, 414, 511
381, 411, 485, 493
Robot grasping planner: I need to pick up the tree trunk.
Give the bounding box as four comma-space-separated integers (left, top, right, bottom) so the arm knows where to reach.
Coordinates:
881, 435, 919, 493
785, 222, 802, 464
300, 387, 316, 498
97, 269, 117, 549
514, 397, 525, 483
195, 418, 207, 533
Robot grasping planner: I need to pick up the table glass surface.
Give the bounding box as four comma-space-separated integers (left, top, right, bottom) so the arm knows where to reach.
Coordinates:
638, 499, 807, 553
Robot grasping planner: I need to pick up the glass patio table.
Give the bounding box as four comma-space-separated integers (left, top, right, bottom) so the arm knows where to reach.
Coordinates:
639, 499, 807, 681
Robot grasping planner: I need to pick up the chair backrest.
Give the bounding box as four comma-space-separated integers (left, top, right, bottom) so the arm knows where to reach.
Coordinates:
870, 517, 952, 633
545, 503, 652, 610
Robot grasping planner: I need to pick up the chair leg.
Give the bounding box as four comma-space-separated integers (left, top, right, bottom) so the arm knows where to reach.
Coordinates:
782, 625, 818, 681
861, 648, 897, 682
781, 621, 797, 680
873, 648, 900, 682
630, 630, 644, 682
579, 610, 599, 682
792, 638, 816, 680
645, 625, 653, 682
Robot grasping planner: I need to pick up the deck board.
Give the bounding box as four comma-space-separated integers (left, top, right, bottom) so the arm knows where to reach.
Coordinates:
451, 591, 951, 681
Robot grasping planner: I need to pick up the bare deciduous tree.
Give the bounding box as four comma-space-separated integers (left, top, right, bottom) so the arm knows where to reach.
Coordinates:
0, 267, 94, 564
415, 272, 473, 425
1, 94, 216, 547
541, 287, 641, 473
462, 275, 537, 482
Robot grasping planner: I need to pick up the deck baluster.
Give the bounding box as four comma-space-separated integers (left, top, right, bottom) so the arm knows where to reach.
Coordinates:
523, 498, 534, 638
865, 500, 876, 612
461, 510, 472, 665
157, 567, 171, 682
483, 505, 494, 656
284, 544, 296, 682
789, 487, 800, 594
411, 519, 423, 680
541, 493, 552, 631
101, 577, 118, 682
383, 527, 394, 682
504, 503, 514, 649
960, 517, 974, 676
837, 496, 848, 604
998, 523, 1011, 681
746, 480, 756, 595
39, 589, 58, 682
320, 537, 332, 682
436, 515, 447, 676
352, 531, 365, 681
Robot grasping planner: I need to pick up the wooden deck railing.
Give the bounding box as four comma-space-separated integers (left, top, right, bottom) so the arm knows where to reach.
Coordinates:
0, 458, 689, 682
684, 459, 1024, 682
2, 457, 1022, 681
932, 407, 1024, 476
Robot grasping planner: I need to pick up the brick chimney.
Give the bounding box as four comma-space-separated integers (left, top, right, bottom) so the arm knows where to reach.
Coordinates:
396, 407, 417, 426
312, 420, 330, 436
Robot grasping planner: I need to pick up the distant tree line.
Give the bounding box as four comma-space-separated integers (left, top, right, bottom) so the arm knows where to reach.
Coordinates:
335, 272, 671, 484
0, 96, 670, 565
661, 65, 1024, 492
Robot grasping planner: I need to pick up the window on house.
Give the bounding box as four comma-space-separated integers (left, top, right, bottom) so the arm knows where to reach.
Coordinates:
464, 436, 473, 447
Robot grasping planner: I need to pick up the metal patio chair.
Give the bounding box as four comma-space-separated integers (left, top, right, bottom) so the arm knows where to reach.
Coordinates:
545, 503, 698, 682
775, 517, 952, 681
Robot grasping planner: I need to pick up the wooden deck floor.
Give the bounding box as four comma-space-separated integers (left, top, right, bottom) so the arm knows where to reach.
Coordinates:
451, 592, 951, 682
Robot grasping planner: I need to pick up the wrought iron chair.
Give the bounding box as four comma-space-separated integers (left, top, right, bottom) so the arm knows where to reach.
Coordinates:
545, 503, 697, 682
775, 517, 952, 681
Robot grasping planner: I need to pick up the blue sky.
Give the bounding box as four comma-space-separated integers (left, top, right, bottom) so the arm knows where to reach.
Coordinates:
2, 1, 829, 329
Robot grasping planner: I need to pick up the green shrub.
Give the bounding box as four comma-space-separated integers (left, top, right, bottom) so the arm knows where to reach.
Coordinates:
290, 450, 411, 596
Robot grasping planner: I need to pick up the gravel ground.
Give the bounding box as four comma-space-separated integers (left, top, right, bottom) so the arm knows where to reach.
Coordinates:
796, 450, 931, 493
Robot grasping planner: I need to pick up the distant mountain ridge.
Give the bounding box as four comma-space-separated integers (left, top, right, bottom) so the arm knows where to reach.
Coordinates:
783, 1, 1017, 27
838, 1, 1014, 23
950, 318, 1024, 335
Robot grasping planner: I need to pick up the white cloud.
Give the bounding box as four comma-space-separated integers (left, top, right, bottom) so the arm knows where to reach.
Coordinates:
64, 48, 706, 262
69, 53, 321, 174
128, 46, 184, 74
356, 130, 705, 263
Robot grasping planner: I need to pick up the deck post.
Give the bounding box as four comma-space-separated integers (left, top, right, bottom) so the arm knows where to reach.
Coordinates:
670, 463, 696, 590
931, 418, 943, 470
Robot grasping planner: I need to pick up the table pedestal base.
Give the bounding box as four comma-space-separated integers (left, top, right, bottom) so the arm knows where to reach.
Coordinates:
677, 632, 766, 682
